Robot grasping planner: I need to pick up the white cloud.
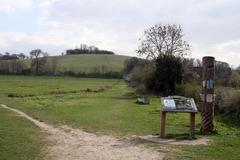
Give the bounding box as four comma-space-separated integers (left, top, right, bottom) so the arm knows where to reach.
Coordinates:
191, 40, 240, 67
0, 31, 75, 54
0, 0, 34, 12
1, 0, 240, 66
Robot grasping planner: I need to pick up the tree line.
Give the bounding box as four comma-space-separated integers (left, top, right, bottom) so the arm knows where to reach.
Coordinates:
66, 44, 114, 55
0, 49, 121, 78
0, 49, 57, 75
0, 52, 27, 60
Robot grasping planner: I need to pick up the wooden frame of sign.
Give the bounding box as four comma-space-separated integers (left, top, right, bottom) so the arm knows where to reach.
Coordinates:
160, 96, 198, 138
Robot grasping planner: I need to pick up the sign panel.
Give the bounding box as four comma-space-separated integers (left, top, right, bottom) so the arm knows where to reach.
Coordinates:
163, 99, 176, 110
207, 79, 214, 89
162, 96, 198, 113
206, 94, 213, 102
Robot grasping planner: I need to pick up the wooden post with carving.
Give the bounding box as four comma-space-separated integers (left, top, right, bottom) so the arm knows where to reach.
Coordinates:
160, 111, 166, 138
201, 56, 215, 134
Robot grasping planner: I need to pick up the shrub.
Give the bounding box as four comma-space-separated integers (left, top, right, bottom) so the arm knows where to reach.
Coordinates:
153, 55, 184, 95
176, 83, 201, 105
123, 57, 141, 76
215, 87, 240, 122
229, 71, 240, 88
22, 69, 31, 75
127, 60, 155, 94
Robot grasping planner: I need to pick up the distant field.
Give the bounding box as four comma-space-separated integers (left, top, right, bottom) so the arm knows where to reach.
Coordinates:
52, 54, 130, 72
0, 76, 240, 160
23, 54, 130, 73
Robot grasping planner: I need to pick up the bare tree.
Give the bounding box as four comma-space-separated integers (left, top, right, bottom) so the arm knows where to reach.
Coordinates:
18, 53, 26, 60
30, 49, 48, 74
137, 24, 190, 59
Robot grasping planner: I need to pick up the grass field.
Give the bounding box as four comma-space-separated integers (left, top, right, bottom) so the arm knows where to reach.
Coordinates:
0, 75, 240, 160
0, 75, 200, 136
51, 54, 129, 72
22, 54, 130, 73
0, 107, 47, 160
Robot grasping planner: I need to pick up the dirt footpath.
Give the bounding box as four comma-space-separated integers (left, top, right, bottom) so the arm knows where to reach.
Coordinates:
1, 104, 165, 160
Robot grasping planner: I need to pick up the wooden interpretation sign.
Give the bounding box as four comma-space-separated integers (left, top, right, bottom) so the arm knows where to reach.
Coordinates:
160, 96, 198, 138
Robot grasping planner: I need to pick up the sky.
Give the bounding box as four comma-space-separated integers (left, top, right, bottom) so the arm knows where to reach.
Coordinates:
0, 0, 240, 67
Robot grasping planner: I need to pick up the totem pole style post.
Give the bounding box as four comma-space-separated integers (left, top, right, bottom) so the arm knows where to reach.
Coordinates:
201, 56, 215, 134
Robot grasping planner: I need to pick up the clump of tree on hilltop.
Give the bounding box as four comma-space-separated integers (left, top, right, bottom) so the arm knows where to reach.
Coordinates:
66, 44, 115, 55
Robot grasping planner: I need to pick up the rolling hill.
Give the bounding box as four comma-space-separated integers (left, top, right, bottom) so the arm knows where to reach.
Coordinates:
47, 54, 130, 73
0, 54, 131, 77
9, 54, 131, 78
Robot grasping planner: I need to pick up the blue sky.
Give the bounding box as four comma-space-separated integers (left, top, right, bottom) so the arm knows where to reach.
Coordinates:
0, 0, 240, 67
0, 9, 41, 33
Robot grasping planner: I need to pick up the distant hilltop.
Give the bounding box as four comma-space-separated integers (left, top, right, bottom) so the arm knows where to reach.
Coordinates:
66, 44, 115, 55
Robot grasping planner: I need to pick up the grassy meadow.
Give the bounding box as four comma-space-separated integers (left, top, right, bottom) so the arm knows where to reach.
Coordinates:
52, 54, 129, 72
0, 75, 201, 136
0, 107, 47, 160
22, 54, 130, 73
0, 75, 240, 160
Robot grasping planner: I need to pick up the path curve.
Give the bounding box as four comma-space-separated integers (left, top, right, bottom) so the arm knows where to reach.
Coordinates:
0, 104, 165, 160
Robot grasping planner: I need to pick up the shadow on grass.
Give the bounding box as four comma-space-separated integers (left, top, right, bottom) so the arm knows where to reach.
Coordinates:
164, 133, 198, 140
215, 113, 240, 128
163, 130, 218, 140
148, 109, 161, 114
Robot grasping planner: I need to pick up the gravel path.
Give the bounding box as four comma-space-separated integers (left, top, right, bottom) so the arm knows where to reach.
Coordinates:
1, 104, 165, 160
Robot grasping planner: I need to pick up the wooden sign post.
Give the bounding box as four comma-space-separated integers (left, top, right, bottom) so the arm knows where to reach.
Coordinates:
160, 96, 198, 138
200, 56, 215, 134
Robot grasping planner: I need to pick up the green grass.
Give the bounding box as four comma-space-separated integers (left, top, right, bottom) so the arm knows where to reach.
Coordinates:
53, 54, 129, 72
0, 76, 201, 136
0, 75, 163, 136
0, 75, 240, 160
163, 115, 240, 160
23, 54, 130, 73
0, 107, 47, 160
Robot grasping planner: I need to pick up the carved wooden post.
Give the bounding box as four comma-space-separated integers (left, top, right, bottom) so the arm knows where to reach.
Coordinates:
201, 56, 215, 134
160, 111, 166, 138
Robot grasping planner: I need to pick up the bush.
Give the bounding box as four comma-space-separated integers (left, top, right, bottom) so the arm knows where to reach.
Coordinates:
124, 55, 184, 95
127, 60, 155, 94
123, 57, 141, 76
215, 87, 240, 122
153, 55, 184, 95
229, 71, 240, 88
176, 83, 201, 105
60, 70, 122, 79
22, 69, 31, 75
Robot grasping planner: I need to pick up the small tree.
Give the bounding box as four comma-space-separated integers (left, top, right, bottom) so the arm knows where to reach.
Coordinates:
134, 24, 189, 95
123, 57, 141, 76
137, 24, 190, 59
18, 53, 26, 60
154, 55, 183, 95
30, 49, 48, 75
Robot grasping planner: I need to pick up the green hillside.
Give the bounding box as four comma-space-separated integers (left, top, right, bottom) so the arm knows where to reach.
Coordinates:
48, 54, 130, 73
0, 54, 131, 77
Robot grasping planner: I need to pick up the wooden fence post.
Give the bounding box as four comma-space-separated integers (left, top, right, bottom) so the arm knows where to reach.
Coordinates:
160, 111, 166, 138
